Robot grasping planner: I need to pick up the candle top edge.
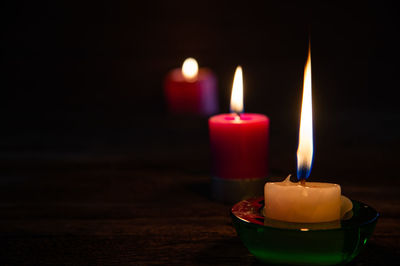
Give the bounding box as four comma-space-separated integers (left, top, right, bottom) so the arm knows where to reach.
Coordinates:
266, 181, 340, 189
209, 113, 269, 124
167, 68, 215, 82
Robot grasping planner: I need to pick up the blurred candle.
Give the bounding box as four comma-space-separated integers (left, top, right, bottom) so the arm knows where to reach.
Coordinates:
164, 58, 218, 116
209, 66, 269, 202
264, 46, 343, 223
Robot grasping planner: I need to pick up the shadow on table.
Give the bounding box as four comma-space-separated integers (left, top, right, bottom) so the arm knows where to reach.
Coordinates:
193, 237, 257, 265
348, 242, 400, 266
185, 179, 213, 201
193, 237, 399, 266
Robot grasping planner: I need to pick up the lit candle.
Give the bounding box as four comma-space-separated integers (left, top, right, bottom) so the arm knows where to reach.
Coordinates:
264, 46, 351, 223
209, 66, 270, 202
164, 57, 218, 116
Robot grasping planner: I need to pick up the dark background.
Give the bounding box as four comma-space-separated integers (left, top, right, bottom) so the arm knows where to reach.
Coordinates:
0, 0, 399, 265
1, 0, 399, 178
1, 1, 399, 164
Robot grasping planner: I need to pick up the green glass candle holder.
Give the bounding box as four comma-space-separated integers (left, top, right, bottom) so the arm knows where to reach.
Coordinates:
231, 197, 379, 265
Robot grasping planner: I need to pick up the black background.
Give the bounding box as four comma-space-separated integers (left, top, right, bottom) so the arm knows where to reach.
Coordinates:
1, 0, 399, 177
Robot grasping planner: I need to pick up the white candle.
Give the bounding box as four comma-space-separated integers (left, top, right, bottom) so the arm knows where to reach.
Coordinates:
264, 176, 341, 223
263, 44, 352, 224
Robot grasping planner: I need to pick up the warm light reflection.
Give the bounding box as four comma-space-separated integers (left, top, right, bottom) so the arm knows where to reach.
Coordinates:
230, 66, 244, 114
297, 45, 313, 180
182, 57, 198, 81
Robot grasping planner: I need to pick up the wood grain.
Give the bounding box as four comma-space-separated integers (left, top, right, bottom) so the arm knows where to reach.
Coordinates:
0, 155, 399, 265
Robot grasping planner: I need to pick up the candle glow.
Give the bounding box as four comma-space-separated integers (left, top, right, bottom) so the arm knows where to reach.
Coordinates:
264, 44, 346, 224
230, 66, 244, 114
209, 65, 269, 201
181, 57, 199, 81
297, 47, 313, 180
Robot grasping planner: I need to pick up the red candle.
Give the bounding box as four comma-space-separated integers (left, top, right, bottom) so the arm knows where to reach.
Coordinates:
164, 58, 218, 116
209, 113, 269, 179
209, 66, 269, 202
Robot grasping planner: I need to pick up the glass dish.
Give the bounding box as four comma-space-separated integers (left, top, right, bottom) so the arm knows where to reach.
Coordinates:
231, 197, 379, 265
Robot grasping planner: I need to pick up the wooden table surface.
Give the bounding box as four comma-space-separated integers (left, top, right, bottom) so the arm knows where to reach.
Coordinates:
0, 115, 399, 265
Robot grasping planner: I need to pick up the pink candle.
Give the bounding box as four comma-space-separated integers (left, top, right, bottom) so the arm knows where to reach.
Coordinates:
209, 113, 269, 179
164, 58, 218, 116
209, 66, 269, 202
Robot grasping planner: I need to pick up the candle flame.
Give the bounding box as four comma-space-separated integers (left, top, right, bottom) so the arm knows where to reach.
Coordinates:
297, 45, 313, 180
230, 66, 244, 114
182, 57, 198, 81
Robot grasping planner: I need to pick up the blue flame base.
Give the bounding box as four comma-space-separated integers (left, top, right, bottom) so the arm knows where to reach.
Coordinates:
297, 165, 312, 180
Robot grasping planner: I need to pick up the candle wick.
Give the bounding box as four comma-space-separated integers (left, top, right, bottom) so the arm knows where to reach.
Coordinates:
300, 178, 306, 186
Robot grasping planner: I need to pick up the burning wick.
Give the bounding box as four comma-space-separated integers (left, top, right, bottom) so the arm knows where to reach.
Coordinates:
297, 44, 313, 182
181, 57, 199, 81
230, 66, 244, 119
263, 43, 350, 224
